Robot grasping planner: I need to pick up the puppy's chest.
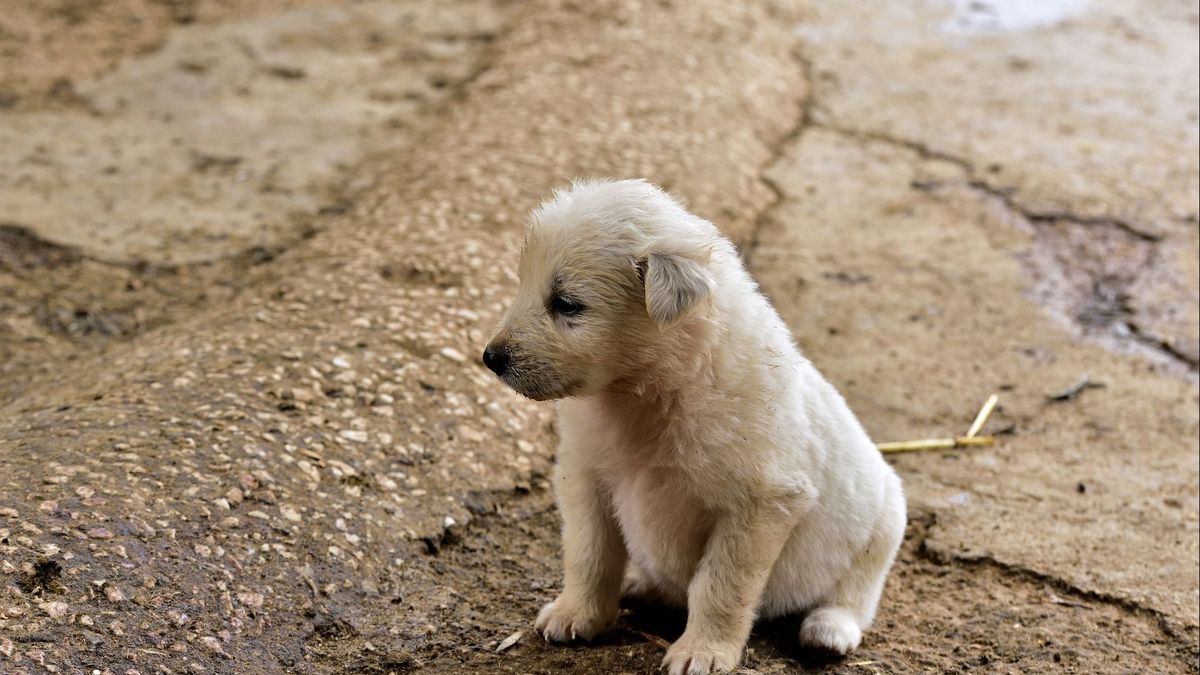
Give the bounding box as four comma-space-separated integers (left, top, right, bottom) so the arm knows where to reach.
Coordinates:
601, 465, 714, 582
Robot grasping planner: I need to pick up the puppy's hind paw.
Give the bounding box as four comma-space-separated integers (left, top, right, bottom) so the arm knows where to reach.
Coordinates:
534, 596, 616, 643
799, 607, 862, 655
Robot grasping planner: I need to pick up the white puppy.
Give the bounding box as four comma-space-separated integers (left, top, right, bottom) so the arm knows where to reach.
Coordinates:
483, 179, 906, 675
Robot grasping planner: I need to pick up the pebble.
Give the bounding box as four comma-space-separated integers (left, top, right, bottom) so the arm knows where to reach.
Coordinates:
237, 592, 264, 608
87, 527, 115, 539
439, 347, 467, 363
201, 636, 230, 658
339, 429, 369, 443
332, 356, 352, 369
41, 601, 69, 619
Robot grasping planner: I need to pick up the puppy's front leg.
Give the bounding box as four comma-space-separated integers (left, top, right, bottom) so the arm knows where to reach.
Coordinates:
536, 461, 627, 642
663, 499, 804, 675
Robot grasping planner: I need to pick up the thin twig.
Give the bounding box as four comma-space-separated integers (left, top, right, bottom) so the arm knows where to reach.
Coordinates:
966, 394, 999, 438
634, 629, 671, 651
1047, 374, 1105, 402
877, 436, 995, 453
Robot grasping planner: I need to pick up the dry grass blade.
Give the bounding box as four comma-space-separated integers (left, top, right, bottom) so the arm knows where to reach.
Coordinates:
496, 630, 523, 653
966, 394, 999, 438
877, 436, 995, 453
878, 395, 1002, 453
634, 629, 672, 650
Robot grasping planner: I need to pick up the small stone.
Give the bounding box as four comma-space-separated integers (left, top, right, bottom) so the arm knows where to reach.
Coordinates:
0, 636, 13, 656
87, 527, 114, 540
41, 601, 69, 618
332, 356, 351, 369
225, 487, 244, 506
0, 508, 18, 518
439, 347, 467, 363
237, 592, 264, 608
105, 586, 127, 603
201, 636, 230, 658
280, 506, 302, 523
129, 517, 157, 538
339, 429, 368, 443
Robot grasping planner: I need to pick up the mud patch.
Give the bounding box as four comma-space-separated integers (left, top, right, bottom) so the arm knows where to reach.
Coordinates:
1019, 217, 1198, 376
0, 0, 508, 405
0, 0, 333, 110
0, 224, 82, 273
0, 0, 503, 265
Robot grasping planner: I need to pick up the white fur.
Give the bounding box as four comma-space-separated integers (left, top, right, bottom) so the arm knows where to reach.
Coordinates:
487, 179, 906, 675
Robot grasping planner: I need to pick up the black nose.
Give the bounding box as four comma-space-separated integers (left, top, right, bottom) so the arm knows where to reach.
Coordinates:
482, 344, 510, 376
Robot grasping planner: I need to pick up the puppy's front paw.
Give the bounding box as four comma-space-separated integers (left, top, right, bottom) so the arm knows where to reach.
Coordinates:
535, 595, 616, 643
660, 632, 742, 675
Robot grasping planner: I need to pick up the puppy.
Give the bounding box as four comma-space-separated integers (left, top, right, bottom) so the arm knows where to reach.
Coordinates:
484, 179, 906, 675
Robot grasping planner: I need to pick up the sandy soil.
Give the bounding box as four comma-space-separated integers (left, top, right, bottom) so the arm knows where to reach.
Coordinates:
0, 0, 1196, 673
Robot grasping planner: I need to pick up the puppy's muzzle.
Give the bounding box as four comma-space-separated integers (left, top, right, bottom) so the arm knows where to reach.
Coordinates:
482, 343, 511, 377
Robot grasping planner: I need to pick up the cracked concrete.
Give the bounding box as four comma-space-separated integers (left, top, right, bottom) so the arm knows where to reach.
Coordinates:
748, 8, 1198, 651
752, 120, 1197, 644
0, 0, 1197, 672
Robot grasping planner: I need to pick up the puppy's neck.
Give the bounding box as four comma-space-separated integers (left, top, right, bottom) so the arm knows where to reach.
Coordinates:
604, 313, 717, 403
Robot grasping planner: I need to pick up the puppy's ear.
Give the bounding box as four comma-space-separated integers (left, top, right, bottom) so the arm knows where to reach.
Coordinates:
643, 252, 714, 328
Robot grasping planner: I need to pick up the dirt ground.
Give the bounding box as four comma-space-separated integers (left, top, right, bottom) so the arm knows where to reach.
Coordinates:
0, 0, 1197, 673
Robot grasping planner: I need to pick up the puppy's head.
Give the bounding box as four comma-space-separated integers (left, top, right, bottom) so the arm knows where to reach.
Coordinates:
484, 179, 718, 400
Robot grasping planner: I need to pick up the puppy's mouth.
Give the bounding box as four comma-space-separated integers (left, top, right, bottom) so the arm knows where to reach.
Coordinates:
498, 367, 578, 402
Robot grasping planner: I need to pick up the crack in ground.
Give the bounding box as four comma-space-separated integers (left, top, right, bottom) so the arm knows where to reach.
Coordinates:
912, 511, 1200, 665
742, 50, 816, 268
811, 123, 1164, 243
748, 110, 1197, 375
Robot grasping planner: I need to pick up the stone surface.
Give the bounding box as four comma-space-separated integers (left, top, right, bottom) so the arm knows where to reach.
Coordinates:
0, 0, 1196, 673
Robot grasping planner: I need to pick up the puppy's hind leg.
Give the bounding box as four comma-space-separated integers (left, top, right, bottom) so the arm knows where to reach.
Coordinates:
800, 486, 905, 655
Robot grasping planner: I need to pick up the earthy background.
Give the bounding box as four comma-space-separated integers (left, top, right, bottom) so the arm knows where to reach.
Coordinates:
0, 0, 1196, 673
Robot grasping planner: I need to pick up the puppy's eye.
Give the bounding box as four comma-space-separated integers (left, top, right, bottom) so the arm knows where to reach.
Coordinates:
549, 295, 584, 317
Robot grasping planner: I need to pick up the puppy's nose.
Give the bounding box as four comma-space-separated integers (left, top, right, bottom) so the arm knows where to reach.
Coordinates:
482, 344, 510, 377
